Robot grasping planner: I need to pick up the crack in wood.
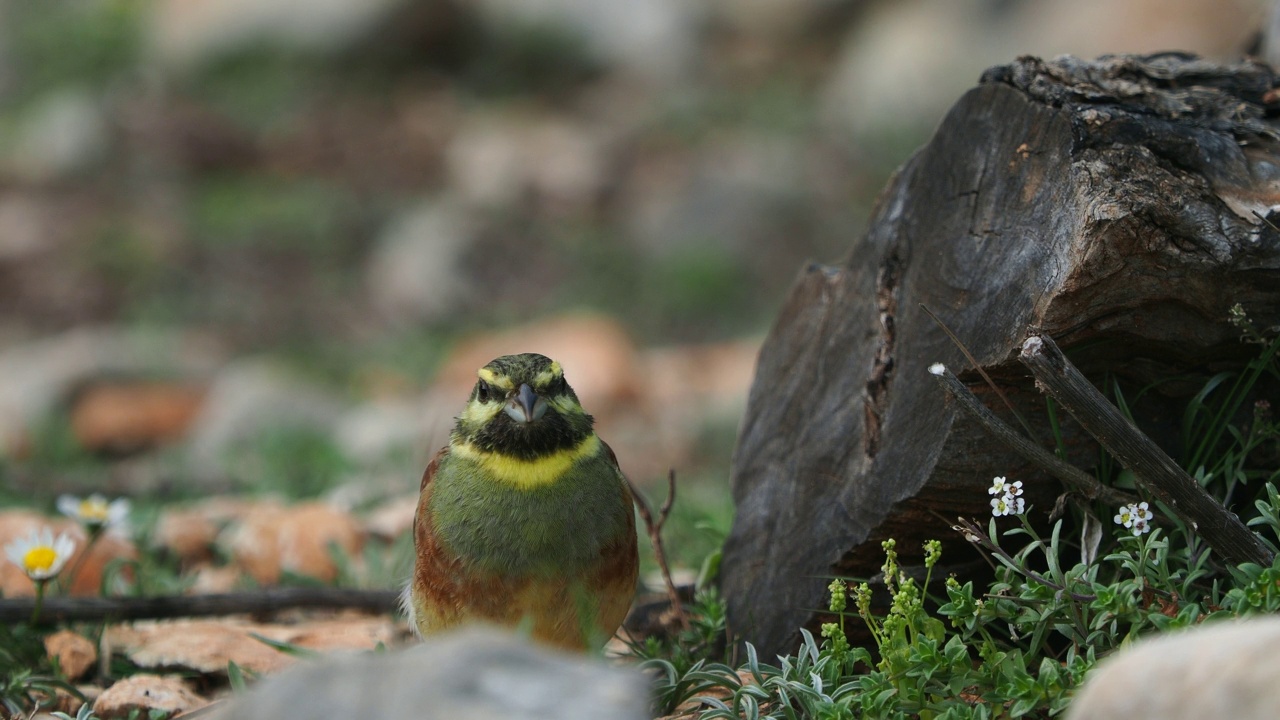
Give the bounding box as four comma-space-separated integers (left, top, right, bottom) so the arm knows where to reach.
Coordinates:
863, 251, 901, 458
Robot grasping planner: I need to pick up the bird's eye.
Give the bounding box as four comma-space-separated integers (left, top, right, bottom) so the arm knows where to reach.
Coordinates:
477, 381, 492, 402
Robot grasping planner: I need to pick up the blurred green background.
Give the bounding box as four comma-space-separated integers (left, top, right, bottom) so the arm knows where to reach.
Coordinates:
0, 0, 1268, 575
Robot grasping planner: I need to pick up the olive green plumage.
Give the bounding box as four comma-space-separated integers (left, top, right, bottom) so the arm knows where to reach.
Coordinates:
404, 353, 639, 649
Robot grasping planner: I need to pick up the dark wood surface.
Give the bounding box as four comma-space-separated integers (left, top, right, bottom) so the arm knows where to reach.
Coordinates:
721, 54, 1280, 657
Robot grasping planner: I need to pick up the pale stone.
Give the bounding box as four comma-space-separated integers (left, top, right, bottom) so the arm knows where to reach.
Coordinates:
1068, 617, 1280, 720
92, 674, 207, 719
106, 616, 397, 676
207, 626, 649, 720
44, 629, 97, 681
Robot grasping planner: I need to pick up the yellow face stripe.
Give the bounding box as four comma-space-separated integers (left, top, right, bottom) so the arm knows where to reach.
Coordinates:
532, 361, 563, 388
458, 398, 503, 426
477, 367, 515, 391
451, 433, 601, 490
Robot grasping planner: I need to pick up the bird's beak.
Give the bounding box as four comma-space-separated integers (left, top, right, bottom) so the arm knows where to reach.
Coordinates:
504, 383, 548, 424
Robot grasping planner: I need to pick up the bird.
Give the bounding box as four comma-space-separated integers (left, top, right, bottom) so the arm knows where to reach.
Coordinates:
403, 352, 639, 650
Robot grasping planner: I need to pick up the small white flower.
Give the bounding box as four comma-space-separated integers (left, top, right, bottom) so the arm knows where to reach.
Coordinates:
1131, 516, 1151, 536
1005, 480, 1024, 498
4, 528, 76, 581
989, 476, 1009, 496
1132, 501, 1153, 523
991, 495, 1013, 517
58, 493, 130, 531
1009, 495, 1026, 515
1114, 504, 1135, 528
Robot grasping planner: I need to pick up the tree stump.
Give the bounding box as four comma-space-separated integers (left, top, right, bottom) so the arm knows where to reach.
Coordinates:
721, 53, 1280, 657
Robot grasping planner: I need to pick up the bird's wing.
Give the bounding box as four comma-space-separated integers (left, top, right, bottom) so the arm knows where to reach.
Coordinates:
419, 445, 447, 494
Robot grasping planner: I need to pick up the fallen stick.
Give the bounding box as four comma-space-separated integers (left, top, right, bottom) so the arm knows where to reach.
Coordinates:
0, 587, 400, 625
929, 362, 1137, 509
1018, 334, 1273, 567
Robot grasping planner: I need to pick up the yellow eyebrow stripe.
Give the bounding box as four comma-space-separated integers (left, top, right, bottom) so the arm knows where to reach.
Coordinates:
451, 433, 601, 490
532, 361, 563, 387
477, 368, 515, 390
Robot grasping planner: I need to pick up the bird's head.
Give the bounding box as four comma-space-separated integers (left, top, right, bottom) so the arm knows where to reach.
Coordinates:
452, 353, 594, 460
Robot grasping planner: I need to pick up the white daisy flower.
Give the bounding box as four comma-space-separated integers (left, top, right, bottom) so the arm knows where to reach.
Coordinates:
5, 528, 77, 581
58, 493, 130, 531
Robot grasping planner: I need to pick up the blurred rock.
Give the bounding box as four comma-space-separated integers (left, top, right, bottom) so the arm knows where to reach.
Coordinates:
92, 674, 207, 719
44, 629, 97, 682
335, 399, 429, 465
184, 359, 346, 481
146, 0, 412, 68
152, 507, 222, 566
0, 193, 57, 262
186, 564, 244, 594
820, 0, 1264, 141
363, 495, 418, 542
220, 501, 364, 584
4, 89, 108, 183
1068, 618, 1280, 720
69, 380, 207, 455
366, 201, 476, 326
625, 131, 806, 259
464, 0, 700, 83
0, 328, 224, 459
446, 114, 611, 213
207, 626, 650, 720
706, 0, 852, 41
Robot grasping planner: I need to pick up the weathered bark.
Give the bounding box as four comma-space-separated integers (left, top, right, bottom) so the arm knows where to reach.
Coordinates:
721, 53, 1280, 657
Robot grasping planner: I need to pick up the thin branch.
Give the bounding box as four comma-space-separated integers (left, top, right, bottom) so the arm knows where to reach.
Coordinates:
951, 518, 1097, 603
1018, 334, 1274, 567
921, 303, 1037, 440
929, 363, 1137, 509
0, 588, 400, 625
627, 470, 688, 630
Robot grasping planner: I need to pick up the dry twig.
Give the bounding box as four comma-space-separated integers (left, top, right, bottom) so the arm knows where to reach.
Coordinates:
627, 470, 689, 630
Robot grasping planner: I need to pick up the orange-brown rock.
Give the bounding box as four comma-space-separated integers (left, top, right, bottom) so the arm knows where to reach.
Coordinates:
152, 507, 221, 565
70, 380, 206, 454
105, 616, 398, 675
221, 501, 364, 584
44, 629, 97, 681
92, 673, 207, 719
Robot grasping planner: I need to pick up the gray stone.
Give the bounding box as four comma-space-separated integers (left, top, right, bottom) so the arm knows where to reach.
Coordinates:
145, 0, 411, 69
183, 358, 346, 480
207, 626, 652, 720
365, 201, 476, 326
5, 89, 108, 182
1067, 617, 1280, 720
464, 0, 699, 83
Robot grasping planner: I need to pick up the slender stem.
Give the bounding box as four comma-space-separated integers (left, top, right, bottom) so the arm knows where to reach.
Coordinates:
953, 518, 1097, 603
929, 363, 1137, 509
31, 579, 46, 626
63, 525, 103, 594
